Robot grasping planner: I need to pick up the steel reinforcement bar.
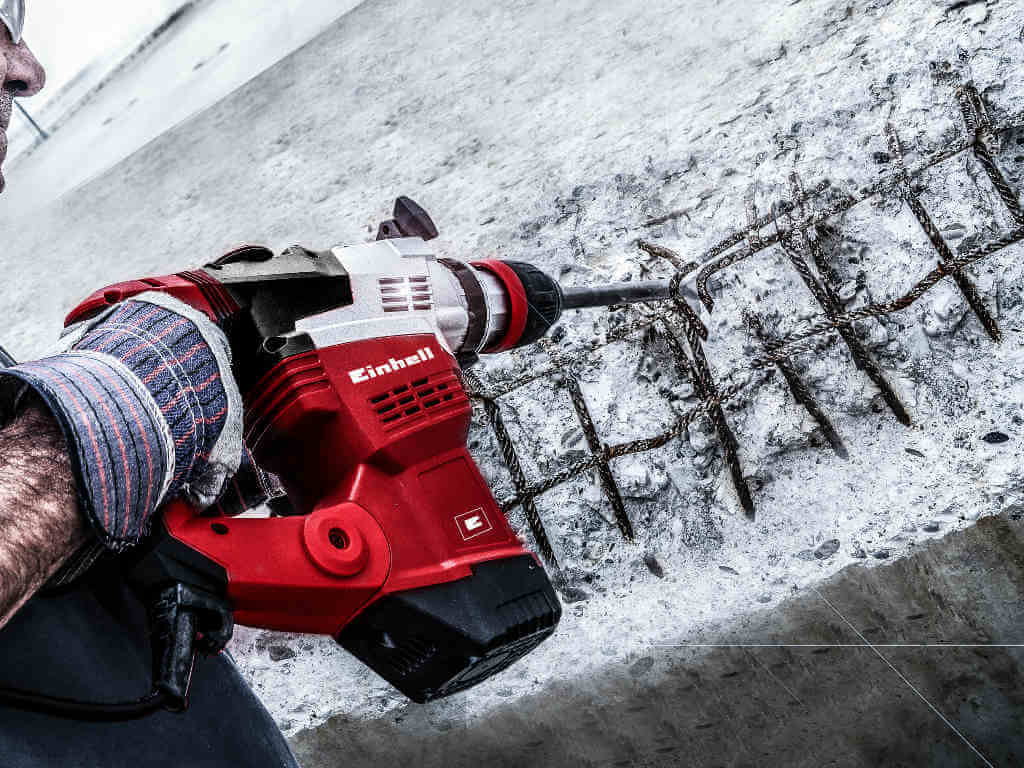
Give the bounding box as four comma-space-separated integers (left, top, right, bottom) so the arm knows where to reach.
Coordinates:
465, 84, 1024, 567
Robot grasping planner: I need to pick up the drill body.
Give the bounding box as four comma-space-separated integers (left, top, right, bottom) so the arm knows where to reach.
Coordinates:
66, 203, 567, 706
66, 199, 672, 710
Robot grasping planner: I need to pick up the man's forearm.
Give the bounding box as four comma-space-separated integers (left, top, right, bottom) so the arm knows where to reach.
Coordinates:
0, 398, 86, 629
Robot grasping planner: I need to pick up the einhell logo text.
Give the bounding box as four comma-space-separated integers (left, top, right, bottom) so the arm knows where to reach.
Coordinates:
348, 346, 435, 384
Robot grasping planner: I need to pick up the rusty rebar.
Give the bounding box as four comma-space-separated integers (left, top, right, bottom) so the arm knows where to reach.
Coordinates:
744, 311, 848, 459
462, 370, 558, 565
885, 123, 1001, 343
956, 84, 1024, 226
468, 90, 1024, 541
562, 374, 635, 540
777, 219, 911, 426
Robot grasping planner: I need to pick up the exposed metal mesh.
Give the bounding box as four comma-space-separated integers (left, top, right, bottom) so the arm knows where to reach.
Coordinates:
464, 84, 1024, 567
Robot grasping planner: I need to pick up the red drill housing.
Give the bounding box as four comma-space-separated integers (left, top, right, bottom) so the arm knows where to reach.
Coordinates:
66, 237, 561, 705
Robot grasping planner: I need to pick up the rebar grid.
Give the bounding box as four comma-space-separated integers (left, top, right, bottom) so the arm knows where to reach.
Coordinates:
466, 85, 1024, 567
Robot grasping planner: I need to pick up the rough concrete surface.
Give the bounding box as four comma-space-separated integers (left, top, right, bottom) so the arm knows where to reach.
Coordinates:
0, 0, 1022, 764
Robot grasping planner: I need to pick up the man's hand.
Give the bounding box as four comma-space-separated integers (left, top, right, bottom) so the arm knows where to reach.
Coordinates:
0, 294, 244, 552
0, 396, 85, 629
0, 290, 288, 631
0, 293, 250, 632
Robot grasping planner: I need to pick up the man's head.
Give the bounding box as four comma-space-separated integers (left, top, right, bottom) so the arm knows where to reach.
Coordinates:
0, 0, 46, 193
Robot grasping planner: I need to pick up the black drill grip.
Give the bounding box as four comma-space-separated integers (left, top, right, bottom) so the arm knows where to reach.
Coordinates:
147, 582, 234, 710
148, 585, 201, 710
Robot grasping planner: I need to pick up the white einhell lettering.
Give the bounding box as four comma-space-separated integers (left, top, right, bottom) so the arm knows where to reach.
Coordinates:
348, 346, 435, 384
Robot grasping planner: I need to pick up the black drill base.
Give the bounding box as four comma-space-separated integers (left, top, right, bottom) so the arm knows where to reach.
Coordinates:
338, 555, 561, 703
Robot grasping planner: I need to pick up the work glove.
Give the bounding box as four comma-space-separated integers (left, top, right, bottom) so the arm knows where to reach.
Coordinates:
212, 444, 286, 517
0, 293, 244, 552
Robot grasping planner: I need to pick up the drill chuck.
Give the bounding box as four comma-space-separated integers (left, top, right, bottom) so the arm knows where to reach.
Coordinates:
470, 260, 564, 352
457, 260, 673, 357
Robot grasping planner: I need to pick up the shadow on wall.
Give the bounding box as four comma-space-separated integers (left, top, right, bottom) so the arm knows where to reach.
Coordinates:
290, 513, 1024, 768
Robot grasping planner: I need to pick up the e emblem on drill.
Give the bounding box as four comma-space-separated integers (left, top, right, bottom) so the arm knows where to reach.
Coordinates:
454, 507, 493, 541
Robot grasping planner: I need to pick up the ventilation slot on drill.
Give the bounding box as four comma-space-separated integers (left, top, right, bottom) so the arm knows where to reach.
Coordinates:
369, 373, 469, 429
378, 276, 433, 313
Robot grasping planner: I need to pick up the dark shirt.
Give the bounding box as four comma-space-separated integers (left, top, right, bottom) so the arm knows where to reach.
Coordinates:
0, 562, 299, 767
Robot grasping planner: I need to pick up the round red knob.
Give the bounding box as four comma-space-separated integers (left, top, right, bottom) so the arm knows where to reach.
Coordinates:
302, 504, 372, 577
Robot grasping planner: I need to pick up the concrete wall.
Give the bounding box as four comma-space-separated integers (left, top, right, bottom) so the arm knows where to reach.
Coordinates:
1, 0, 1022, 763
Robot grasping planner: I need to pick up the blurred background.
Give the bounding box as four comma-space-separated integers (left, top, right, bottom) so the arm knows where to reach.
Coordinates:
3, 0, 357, 218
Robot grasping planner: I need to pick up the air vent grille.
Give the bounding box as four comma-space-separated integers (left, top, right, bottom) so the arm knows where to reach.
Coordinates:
378, 275, 432, 312
370, 372, 466, 429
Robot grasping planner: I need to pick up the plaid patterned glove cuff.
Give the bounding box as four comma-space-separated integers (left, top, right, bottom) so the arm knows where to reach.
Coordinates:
0, 293, 242, 550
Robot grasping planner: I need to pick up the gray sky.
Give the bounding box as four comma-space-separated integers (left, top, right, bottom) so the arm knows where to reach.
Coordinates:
22, 0, 182, 98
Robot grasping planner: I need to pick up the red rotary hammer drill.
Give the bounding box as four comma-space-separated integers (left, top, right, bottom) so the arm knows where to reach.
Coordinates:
60, 198, 673, 712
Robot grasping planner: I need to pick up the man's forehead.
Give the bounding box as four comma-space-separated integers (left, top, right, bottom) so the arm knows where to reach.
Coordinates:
0, 0, 25, 45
